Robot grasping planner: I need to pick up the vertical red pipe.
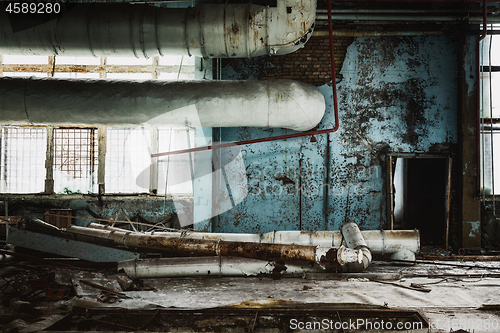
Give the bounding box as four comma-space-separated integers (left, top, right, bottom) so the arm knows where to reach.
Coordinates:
477, 0, 487, 192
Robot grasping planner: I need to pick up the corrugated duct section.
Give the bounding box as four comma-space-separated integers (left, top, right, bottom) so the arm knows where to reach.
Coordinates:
0, 0, 316, 58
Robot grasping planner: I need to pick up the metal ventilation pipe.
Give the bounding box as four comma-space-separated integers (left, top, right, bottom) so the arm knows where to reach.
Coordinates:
0, 77, 325, 131
0, 1, 316, 58
341, 221, 372, 273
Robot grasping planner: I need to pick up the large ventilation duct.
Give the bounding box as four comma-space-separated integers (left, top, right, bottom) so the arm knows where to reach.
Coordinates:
0, 77, 325, 131
0, 1, 316, 58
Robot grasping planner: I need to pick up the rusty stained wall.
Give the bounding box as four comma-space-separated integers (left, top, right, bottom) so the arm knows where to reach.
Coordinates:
215, 35, 458, 233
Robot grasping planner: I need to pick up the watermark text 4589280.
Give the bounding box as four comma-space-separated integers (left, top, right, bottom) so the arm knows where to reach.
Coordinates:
5, 2, 61, 14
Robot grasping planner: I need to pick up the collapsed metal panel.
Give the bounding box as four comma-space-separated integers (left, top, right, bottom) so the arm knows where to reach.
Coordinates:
7, 228, 139, 262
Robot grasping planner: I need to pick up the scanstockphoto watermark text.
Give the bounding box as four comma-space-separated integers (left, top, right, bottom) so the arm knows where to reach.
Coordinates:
289, 318, 423, 331
289, 317, 500, 331
247, 163, 381, 197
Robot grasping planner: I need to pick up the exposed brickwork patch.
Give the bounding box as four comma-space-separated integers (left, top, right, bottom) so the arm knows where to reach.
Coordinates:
259, 36, 354, 86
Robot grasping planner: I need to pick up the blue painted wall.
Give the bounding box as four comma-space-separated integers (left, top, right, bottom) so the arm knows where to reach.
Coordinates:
215, 35, 458, 233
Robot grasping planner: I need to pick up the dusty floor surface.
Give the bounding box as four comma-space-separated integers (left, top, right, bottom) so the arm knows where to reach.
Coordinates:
1, 257, 500, 332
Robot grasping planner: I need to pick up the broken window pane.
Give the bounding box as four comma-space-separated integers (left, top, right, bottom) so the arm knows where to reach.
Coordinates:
53, 127, 98, 194
0, 126, 46, 193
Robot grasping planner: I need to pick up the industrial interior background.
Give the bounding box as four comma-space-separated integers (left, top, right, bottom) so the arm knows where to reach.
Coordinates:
0, 0, 497, 251
2, 0, 500, 332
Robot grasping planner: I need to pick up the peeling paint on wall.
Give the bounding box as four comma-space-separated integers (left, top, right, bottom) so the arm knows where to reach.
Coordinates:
216, 35, 459, 233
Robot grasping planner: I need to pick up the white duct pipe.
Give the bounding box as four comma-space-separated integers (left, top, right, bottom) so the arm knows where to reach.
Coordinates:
0, 1, 316, 58
341, 221, 372, 273
118, 257, 326, 279
0, 77, 325, 131
86, 223, 419, 255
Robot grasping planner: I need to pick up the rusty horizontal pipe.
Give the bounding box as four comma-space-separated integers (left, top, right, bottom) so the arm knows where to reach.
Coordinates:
85, 222, 420, 255
66, 225, 362, 268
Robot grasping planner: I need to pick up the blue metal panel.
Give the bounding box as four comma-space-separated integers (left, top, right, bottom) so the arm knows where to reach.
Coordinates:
7, 228, 139, 262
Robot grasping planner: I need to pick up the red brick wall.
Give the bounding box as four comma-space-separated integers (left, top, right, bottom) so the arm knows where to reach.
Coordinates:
259, 35, 354, 86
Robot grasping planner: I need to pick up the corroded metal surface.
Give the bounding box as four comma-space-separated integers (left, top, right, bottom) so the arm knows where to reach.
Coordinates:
82, 224, 420, 255
67, 225, 342, 265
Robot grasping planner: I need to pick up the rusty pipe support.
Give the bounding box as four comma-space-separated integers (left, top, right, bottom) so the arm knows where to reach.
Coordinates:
340, 221, 372, 272
66, 225, 361, 268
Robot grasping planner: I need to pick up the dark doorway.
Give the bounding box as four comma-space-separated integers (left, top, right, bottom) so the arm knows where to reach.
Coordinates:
389, 155, 452, 247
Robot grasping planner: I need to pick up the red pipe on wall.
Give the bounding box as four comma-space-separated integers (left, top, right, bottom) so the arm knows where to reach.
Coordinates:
152, 0, 340, 158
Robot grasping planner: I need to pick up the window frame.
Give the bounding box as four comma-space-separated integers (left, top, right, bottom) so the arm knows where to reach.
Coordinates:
479, 34, 500, 197
0, 124, 194, 196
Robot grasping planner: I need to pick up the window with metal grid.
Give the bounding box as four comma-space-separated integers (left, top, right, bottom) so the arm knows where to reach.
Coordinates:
52, 127, 98, 194
480, 34, 500, 196
0, 126, 46, 193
